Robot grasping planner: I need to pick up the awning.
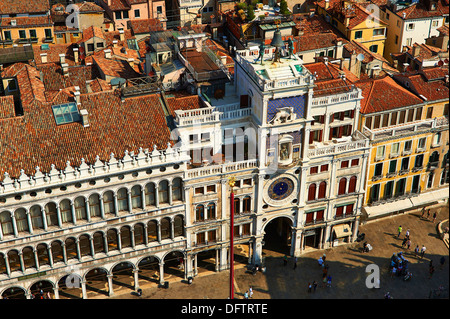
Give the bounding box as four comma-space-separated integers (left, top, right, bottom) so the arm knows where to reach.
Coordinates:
363, 197, 414, 216
333, 224, 351, 238
409, 188, 449, 207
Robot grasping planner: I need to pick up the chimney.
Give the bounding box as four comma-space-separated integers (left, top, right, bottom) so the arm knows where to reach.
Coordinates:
62, 63, 69, 76
349, 51, 360, 78
412, 45, 421, 57
119, 29, 124, 42
74, 90, 81, 105
104, 49, 112, 59
324, 56, 328, 65
59, 53, 66, 65
40, 53, 48, 63
73, 47, 79, 64
403, 63, 409, 72
325, 0, 330, 9
80, 109, 90, 127
113, 40, 118, 47
127, 58, 135, 68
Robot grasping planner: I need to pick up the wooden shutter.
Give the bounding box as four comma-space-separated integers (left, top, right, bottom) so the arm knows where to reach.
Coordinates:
348, 176, 357, 193
308, 184, 316, 201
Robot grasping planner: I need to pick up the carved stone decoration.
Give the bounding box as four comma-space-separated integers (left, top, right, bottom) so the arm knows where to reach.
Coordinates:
269, 107, 297, 125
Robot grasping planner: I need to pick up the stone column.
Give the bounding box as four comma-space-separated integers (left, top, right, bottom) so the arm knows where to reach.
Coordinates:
117, 231, 122, 252
113, 193, 119, 216
75, 239, 81, 261
99, 196, 105, 219
85, 198, 91, 222
107, 274, 114, 297
127, 189, 132, 213
70, 202, 77, 225
155, 185, 160, 208
26, 208, 33, 235
62, 242, 68, 264
292, 228, 302, 257
53, 284, 60, 299
133, 268, 140, 291
193, 254, 198, 276
298, 167, 308, 206
168, 182, 173, 205
81, 280, 88, 299
18, 252, 25, 273
41, 209, 48, 231
143, 224, 149, 246
130, 228, 135, 249
170, 219, 175, 240
11, 212, 18, 237
159, 261, 165, 284
33, 248, 40, 271
47, 246, 54, 267
56, 205, 63, 228
141, 186, 146, 210
89, 236, 95, 257
103, 235, 109, 255
157, 221, 161, 243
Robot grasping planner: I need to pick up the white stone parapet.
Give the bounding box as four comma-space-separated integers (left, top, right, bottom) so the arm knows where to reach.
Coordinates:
0, 146, 190, 195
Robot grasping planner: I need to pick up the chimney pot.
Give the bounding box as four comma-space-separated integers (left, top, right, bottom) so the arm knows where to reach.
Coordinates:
40, 53, 48, 63
80, 109, 90, 127
59, 53, 66, 64
104, 49, 112, 59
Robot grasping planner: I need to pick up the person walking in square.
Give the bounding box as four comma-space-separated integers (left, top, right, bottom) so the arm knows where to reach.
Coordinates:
420, 245, 427, 259
327, 275, 332, 287
432, 211, 437, 223
440, 256, 446, 270
308, 283, 312, 293
406, 239, 411, 250
313, 281, 317, 292
421, 207, 426, 218
401, 237, 408, 248
249, 286, 253, 298
426, 209, 431, 220
414, 245, 420, 257
397, 225, 402, 238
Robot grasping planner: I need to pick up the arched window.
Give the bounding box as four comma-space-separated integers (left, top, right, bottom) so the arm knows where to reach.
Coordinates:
160, 217, 171, 240
172, 178, 182, 202
134, 223, 145, 245
89, 194, 101, 218
65, 237, 78, 260
7, 250, 21, 272
0, 211, 13, 236
93, 232, 105, 254
131, 185, 142, 209
429, 151, 440, 164
107, 229, 119, 251
307, 184, 316, 201
174, 215, 184, 237
37, 243, 50, 267
79, 234, 91, 257
117, 188, 129, 212
243, 197, 251, 213
45, 202, 58, 227
22, 246, 36, 269
147, 220, 158, 242
15, 208, 29, 233
0, 253, 7, 275
196, 205, 205, 221
120, 226, 132, 248
159, 180, 169, 204
348, 176, 357, 193
74, 197, 87, 220
60, 199, 73, 224
145, 183, 156, 206
318, 182, 327, 199
338, 178, 347, 195
30, 205, 44, 230
207, 203, 216, 219
103, 191, 115, 215
51, 241, 64, 263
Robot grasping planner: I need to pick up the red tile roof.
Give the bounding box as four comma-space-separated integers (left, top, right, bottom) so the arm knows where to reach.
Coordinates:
355, 75, 424, 114
166, 95, 205, 117
0, 15, 53, 28
127, 18, 164, 34
93, 55, 141, 79
0, 0, 50, 15
396, 0, 449, 19
0, 96, 15, 120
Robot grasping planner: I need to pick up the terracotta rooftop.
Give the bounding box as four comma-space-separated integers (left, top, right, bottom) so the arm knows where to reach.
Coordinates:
395, 0, 449, 19
93, 55, 141, 79
0, 96, 15, 120
0, 15, 53, 28
355, 75, 424, 114
0, 0, 50, 15
127, 18, 163, 34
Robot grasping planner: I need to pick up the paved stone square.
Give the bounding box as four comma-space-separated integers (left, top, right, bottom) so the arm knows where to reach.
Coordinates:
106, 204, 449, 300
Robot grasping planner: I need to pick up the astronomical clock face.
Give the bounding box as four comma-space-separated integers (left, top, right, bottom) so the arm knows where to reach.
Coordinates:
268, 177, 294, 201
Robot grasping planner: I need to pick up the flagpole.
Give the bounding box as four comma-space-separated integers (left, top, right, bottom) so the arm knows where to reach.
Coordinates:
229, 177, 236, 299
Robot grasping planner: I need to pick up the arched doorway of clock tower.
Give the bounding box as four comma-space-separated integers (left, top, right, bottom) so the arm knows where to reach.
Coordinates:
262, 217, 292, 256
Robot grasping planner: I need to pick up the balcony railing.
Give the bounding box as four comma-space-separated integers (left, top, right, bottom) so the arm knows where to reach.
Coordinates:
362, 116, 448, 141
186, 159, 258, 179
311, 90, 362, 107
174, 107, 221, 126
307, 134, 369, 158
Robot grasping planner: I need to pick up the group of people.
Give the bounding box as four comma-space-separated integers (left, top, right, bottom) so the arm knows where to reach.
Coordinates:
421, 207, 438, 223
31, 290, 52, 299
243, 286, 253, 299
317, 254, 332, 288
389, 251, 412, 280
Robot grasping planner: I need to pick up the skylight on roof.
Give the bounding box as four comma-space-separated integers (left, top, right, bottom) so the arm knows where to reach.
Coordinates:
52, 103, 81, 125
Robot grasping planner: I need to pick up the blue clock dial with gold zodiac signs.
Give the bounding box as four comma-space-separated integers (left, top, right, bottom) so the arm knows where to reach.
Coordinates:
268, 177, 294, 200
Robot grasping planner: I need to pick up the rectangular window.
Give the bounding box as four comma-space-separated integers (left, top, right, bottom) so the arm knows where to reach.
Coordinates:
134, 9, 140, 18
341, 160, 349, 169
122, 10, 129, 19
373, 28, 384, 36
310, 166, 318, 174
355, 30, 363, 39
115, 11, 121, 20
374, 163, 383, 177
365, 116, 372, 129
351, 159, 359, 166
385, 181, 394, 199
376, 145, 385, 159
417, 137, 426, 150
29, 29, 37, 39
382, 114, 389, 127
426, 107, 433, 119
391, 142, 400, 156
395, 35, 399, 44
157, 6, 163, 14
389, 160, 397, 173
44, 29, 52, 39
401, 157, 409, 170
320, 164, 329, 172
19, 30, 26, 39
415, 107, 422, 120
195, 187, 204, 195
3, 30, 11, 41
390, 112, 398, 125
369, 44, 378, 53
206, 185, 216, 193
404, 140, 412, 152
407, 23, 414, 30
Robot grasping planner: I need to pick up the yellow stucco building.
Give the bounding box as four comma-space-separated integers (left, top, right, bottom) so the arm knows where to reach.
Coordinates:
316, 0, 388, 56
355, 69, 449, 220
